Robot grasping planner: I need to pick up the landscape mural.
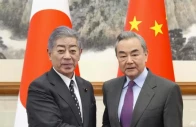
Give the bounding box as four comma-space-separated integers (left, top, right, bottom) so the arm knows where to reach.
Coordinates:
0, 0, 195, 60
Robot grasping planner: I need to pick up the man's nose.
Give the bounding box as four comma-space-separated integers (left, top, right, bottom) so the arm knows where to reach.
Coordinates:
127, 56, 134, 63
63, 51, 71, 59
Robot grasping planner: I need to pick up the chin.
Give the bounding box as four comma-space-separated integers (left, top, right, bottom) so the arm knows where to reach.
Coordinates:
126, 73, 137, 78
60, 69, 73, 74
125, 71, 136, 75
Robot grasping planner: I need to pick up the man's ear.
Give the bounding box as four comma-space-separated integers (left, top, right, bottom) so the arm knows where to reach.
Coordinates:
78, 49, 82, 61
47, 49, 51, 60
79, 49, 82, 54
145, 50, 148, 56
145, 50, 149, 62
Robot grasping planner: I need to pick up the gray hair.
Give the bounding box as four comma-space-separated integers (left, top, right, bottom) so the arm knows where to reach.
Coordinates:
115, 31, 148, 55
48, 26, 81, 51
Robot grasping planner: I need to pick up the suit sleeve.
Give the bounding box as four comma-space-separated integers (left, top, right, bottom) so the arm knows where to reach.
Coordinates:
163, 84, 183, 127
26, 81, 81, 127
102, 83, 111, 127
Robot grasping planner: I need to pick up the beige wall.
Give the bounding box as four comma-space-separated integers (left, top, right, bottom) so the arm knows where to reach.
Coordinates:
0, 96, 196, 127
0, 49, 196, 127
1, 55, 196, 82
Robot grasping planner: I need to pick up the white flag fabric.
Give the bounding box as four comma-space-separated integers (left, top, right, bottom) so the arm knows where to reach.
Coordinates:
14, 0, 72, 126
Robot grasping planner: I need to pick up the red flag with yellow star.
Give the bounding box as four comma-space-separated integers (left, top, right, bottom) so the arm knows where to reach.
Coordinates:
117, 0, 175, 81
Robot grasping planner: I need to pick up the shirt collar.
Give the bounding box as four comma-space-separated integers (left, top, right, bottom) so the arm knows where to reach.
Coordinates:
124, 68, 148, 88
53, 67, 76, 88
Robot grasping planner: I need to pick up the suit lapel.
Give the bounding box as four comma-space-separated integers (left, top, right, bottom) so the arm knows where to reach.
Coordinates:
47, 68, 82, 125
111, 76, 126, 127
131, 71, 156, 127
75, 76, 89, 127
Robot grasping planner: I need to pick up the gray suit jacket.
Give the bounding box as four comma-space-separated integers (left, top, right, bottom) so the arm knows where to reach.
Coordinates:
102, 70, 183, 127
27, 68, 96, 127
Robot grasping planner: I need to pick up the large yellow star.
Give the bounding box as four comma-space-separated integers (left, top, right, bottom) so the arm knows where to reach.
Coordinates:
129, 16, 142, 31
150, 20, 163, 36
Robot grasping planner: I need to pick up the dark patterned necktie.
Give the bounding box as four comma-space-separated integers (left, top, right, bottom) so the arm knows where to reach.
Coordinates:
69, 80, 82, 122
120, 81, 135, 127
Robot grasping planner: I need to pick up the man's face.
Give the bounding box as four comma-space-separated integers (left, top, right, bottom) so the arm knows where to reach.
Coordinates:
48, 37, 82, 78
116, 37, 148, 80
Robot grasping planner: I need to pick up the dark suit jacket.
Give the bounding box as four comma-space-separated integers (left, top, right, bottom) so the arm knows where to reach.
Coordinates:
102, 70, 183, 127
26, 68, 96, 127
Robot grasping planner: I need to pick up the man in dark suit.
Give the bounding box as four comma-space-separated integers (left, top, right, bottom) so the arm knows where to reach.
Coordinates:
102, 31, 183, 127
26, 26, 96, 127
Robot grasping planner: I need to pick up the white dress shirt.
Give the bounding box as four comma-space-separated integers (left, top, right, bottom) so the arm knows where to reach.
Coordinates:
53, 67, 83, 121
118, 68, 148, 120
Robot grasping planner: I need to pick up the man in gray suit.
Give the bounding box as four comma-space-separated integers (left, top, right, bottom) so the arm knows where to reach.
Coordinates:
27, 26, 96, 127
102, 31, 183, 127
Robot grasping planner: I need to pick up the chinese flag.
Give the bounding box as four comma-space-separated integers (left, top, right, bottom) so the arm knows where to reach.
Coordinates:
117, 0, 175, 81
14, 0, 80, 126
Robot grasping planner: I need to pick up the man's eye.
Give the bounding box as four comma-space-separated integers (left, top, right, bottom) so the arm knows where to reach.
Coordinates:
70, 50, 76, 53
58, 50, 64, 53
132, 54, 139, 56
120, 56, 126, 58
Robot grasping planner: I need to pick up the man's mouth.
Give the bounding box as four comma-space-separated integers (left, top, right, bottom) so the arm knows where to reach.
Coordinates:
126, 67, 135, 70
61, 64, 73, 68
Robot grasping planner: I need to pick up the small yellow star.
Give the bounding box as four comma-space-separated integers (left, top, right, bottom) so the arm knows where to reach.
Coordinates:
129, 16, 142, 31
150, 20, 163, 36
